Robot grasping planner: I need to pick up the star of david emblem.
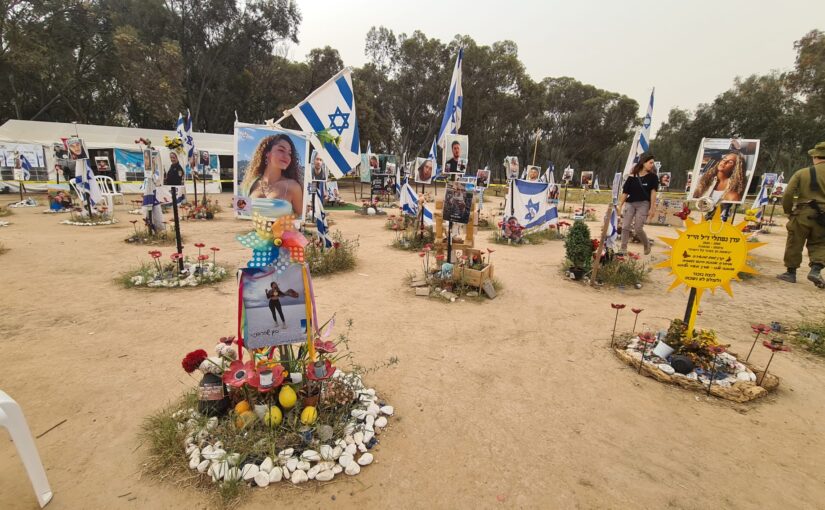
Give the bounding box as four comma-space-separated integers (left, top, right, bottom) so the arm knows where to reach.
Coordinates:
524, 198, 540, 221
327, 107, 350, 136
643, 115, 651, 129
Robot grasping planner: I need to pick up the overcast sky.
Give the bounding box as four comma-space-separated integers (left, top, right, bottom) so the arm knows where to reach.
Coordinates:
288, 0, 823, 137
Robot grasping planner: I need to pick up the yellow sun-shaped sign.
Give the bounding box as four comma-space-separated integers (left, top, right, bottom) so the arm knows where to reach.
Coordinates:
656, 208, 765, 297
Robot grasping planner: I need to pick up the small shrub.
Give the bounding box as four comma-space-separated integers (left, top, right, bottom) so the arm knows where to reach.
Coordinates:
305, 231, 359, 276
391, 224, 435, 251
564, 220, 593, 270
595, 254, 650, 287
791, 318, 825, 357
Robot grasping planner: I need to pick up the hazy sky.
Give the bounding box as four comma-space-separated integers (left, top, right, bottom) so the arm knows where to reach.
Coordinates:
288, 0, 823, 137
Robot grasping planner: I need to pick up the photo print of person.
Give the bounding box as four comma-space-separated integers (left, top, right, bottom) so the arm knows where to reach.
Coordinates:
688, 138, 760, 205
94, 157, 111, 173
476, 168, 490, 188
415, 157, 435, 184
443, 134, 468, 175
359, 153, 372, 183
442, 182, 474, 224
580, 171, 594, 188
143, 149, 154, 176
199, 150, 211, 171
562, 166, 575, 183
684, 171, 693, 193
659, 172, 672, 189
547, 183, 560, 202
762, 173, 778, 188
66, 137, 88, 161
505, 156, 520, 180
234, 123, 309, 220
525, 165, 541, 182
310, 150, 328, 182
164, 152, 185, 185
240, 264, 307, 349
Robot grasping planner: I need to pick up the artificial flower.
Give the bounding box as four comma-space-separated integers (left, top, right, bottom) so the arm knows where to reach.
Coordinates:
248, 364, 285, 391
752, 324, 772, 335
149, 250, 162, 259
611, 303, 626, 309
222, 360, 259, 388
314, 339, 337, 354
632, 308, 643, 314
763, 340, 790, 352
194, 243, 205, 248
170, 252, 183, 261
306, 359, 334, 381
638, 332, 657, 344
182, 349, 208, 373
198, 254, 209, 261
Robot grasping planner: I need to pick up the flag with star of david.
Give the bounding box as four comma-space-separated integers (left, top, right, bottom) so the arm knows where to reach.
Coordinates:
288, 68, 361, 179
503, 179, 558, 230
437, 48, 463, 148
622, 87, 654, 176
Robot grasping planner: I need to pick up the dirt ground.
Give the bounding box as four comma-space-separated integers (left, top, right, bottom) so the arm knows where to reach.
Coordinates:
1, 186, 824, 509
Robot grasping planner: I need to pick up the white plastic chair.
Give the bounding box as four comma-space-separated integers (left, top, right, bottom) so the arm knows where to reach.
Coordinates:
95, 175, 124, 205
68, 180, 86, 207
0, 390, 53, 507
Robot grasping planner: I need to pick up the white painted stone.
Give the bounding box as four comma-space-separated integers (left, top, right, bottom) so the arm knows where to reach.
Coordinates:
315, 470, 334, 482
338, 453, 353, 467
354, 431, 365, 445
286, 458, 299, 471
375, 416, 388, 428
189, 456, 200, 469
224, 467, 241, 482
307, 464, 320, 480
357, 453, 374, 466
345, 462, 361, 475
260, 457, 274, 473
268, 466, 283, 483
197, 460, 210, 473
254, 471, 270, 487
332, 446, 343, 459
301, 450, 321, 462
291, 469, 308, 484
242, 464, 259, 481
320, 445, 334, 461
345, 443, 357, 456
332, 465, 343, 474
380, 405, 394, 416
297, 460, 311, 471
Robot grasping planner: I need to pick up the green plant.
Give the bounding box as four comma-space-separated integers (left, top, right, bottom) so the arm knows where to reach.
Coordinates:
595, 255, 650, 287
305, 231, 359, 276
491, 227, 561, 246
391, 224, 435, 251
792, 318, 825, 357
564, 220, 593, 270
0, 205, 11, 217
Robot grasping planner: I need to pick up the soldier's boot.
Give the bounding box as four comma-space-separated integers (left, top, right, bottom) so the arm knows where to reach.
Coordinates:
808, 264, 825, 288
777, 268, 797, 283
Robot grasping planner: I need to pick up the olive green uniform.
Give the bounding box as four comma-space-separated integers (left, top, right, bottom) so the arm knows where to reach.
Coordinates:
782, 161, 825, 269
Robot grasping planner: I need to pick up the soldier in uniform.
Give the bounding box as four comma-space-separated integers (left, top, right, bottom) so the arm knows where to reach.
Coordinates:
776, 141, 825, 287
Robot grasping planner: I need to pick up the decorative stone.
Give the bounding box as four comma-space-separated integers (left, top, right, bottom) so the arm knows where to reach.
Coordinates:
307, 464, 321, 480
332, 465, 343, 474
286, 458, 298, 471
302, 450, 321, 462
320, 445, 334, 461
197, 460, 210, 473
357, 453, 374, 466
332, 446, 343, 459
363, 430, 374, 444
316, 470, 335, 482
658, 364, 676, 375
345, 462, 361, 476
260, 457, 274, 473
225, 467, 241, 482
380, 405, 394, 416
185, 444, 198, 455
242, 464, 259, 481
354, 431, 364, 445
345, 434, 355, 445
297, 460, 311, 471
254, 471, 270, 487
268, 466, 283, 483
367, 403, 380, 417
357, 444, 368, 453
375, 416, 388, 428
338, 453, 353, 467
345, 443, 357, 456
351, 409, 367, 420
189, 456, 200, 469
278, 448, 294, 462
227, 453, 241, 466
291, 470, 308, 484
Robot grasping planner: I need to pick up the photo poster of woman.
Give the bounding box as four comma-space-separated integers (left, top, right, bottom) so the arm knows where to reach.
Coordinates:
66, 137, 88, 161
143, 149, 154, 176
415, 157, 435, 184
443, 134, 468, 175
240, 264, 308, 350
95, 157, 111, 173
580, 171, 593, 188
443, 183, 474, 224
688, 138, 760, 205
233, 123, 309, 220
505, 156, 520, 180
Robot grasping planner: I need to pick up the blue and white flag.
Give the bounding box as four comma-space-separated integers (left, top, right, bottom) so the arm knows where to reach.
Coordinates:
288, 68, 361, 178
422, 204, 434, 227
176, 110, 196, 175
437, 48, 463, 148
400, 181, 419, 217
315, 189, 333, 248
605, 207, 619, 249
18, 154, 32, 180
751, 184, 769, 220
593, 176, 601, 192
74, 159, 104, 206
542, 163, 555, 184
622, 87, 655, 175
504, 179, 558, 230
428, 136, 443, 179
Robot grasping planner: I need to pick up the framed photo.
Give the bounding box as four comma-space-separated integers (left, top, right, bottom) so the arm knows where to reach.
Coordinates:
688, 138, 760, 205
562, 167, 574, 183
658, 172, 672, 189
233, 195, 252, 213
443, 183, 473, 224
234, 123, 310, 220
198, 150, 211, 171
241, 264, 308, 350
476, 169, 490, 188
547, 183, 560, 202
762, 173, 778, 188
47, 186, 74, 210
143, 149, 154, 175
524, 165, 541, 182
684, 171, 693, 193
359, 153, 373, 183
95, 157, 111, 173
443, 134, 468, 175
310, 150, 328, 182
580, 171, 593, 187
164, 152, 185, 185
66, 137, 88, 161
505, 156, 520, 180
414, 157, 435, 184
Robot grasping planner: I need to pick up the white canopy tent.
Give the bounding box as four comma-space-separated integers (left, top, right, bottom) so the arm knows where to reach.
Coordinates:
0, 119, 233, 194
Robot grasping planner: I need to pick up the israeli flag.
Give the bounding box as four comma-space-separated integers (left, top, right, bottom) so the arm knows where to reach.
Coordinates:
751, 184, 769, 220
605, 207, 619, 249
176, 110, 196, 175
622, 87, 655, 175
428, 136, 442, 179
74, 159, 104, 206
543, 163, 555, 184
423, 205, 434, 227
315, 189, 333, 249
289, 68, 361, 178
504, 179, 558, 230
436, 48, 463, 148
19, 154, 32, 180
400, 181, 419, 217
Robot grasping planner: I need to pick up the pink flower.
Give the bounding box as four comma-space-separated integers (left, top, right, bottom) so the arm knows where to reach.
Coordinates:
611, 303, 626, 310
170, 253, 183, 261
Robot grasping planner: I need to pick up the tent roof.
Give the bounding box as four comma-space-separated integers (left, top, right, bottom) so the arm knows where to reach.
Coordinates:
0, 119, 234, 154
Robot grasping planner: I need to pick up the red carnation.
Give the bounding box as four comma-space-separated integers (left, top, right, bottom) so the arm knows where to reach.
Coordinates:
182, 349, 208, 373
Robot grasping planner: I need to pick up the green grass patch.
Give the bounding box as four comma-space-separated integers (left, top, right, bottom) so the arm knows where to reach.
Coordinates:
305, 231, 359, 276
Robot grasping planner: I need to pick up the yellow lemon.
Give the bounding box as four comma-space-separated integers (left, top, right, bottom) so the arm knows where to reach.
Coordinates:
300, 406, 318, 425
278, 385, 297, 409
235, 410, 256, 429
234, 400, 251, 415
264, 406, 283, 428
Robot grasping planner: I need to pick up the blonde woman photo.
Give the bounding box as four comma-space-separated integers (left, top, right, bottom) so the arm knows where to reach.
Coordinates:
240, 134, 304, 216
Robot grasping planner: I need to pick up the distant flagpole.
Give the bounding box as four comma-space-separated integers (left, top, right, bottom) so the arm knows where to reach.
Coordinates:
622, 87, 655, 175
436, 48, 464, 148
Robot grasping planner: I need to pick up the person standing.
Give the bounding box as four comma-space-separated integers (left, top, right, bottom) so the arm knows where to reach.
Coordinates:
776, 141, 825, 287
617, 154, 658, 255
266, 282, 287, 327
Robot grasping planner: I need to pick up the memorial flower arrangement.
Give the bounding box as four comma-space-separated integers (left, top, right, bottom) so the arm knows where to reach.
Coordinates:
120, 243, 228, 288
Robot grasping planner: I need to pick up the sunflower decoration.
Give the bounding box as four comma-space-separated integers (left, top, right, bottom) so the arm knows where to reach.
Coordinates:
163, 135, 184, 152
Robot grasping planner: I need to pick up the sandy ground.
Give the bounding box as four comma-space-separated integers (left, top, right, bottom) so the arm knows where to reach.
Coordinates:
1, 186, 824, 509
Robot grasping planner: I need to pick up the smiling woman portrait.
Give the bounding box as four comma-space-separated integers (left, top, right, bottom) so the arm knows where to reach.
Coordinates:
241, 134, 304, 216
692, 151, 747, 203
